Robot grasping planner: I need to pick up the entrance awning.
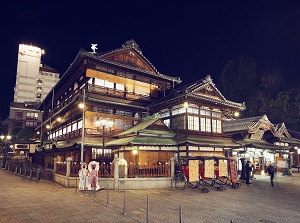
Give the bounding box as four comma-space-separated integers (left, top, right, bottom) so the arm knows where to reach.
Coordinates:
176, 136, 240, 148
234, 139, 291, 150
106, 136, 177, 147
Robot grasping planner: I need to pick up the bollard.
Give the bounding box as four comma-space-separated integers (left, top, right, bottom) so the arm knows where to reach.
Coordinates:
146, 195, 149, 223
30, 169, 33, 178
106, 185, 109, 207
93, 188, 96, 202
37, 169, 40, 180
123, 189, 126, 215
24, 168, 27, 177
84, 178, 86, 196
75, 176, 78, 193
179, 205, 182, 223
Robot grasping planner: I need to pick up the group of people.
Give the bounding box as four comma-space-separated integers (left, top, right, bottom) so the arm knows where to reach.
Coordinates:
78, 162, 99, 190
245, 161, 276, 186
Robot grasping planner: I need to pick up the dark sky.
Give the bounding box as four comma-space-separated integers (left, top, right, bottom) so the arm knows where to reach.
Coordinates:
2, 1, 300, 118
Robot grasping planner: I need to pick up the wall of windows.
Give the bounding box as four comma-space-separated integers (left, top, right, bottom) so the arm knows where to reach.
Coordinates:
161, 105, 222, 133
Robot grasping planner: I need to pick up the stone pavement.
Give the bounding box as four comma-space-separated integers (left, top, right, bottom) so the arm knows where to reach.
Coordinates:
1, 169, 300, 223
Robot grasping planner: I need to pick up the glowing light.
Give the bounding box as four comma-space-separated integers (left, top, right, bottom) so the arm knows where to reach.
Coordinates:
183, 101, 189, 108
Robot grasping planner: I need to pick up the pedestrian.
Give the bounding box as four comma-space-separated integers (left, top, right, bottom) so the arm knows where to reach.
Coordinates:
267, 163, 276, 187
245, 161, 252, 184
78, 164, 88, 190
90, 165, 98, 190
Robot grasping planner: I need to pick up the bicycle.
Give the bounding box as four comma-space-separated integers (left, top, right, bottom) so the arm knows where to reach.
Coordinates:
174, 170, 209, 193
174, 170, 187, 190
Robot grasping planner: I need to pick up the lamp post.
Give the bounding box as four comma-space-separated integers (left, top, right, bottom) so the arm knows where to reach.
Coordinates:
1, 135, 11, 169
298, 148, 300, 167
95, 117, 114, 147
79, 89, 86, 165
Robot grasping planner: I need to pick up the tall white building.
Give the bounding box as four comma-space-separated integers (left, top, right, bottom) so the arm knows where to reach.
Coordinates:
14, 44, 60, 103
8, 44, 60, 134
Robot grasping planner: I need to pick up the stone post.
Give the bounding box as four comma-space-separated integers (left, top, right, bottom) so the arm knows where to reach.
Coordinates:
66, 157, 72, 187
170, 157, 176, 179
113, 158, 120, 190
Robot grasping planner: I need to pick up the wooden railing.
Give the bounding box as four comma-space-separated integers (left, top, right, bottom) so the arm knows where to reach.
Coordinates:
56, 163, 170, 178
56, 163, 67, 175
127, 164, 170, 178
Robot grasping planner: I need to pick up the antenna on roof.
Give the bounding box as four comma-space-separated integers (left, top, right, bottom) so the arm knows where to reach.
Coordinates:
91, 44, 98, 53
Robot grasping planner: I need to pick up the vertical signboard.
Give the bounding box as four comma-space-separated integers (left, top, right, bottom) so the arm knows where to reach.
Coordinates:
218, 159, 228, 177
204, 159, 215, 178
188, 160, 199, 182
229, 160, 237, 184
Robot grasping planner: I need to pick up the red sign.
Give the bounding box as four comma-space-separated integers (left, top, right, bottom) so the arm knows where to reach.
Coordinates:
229, 161, 237, 184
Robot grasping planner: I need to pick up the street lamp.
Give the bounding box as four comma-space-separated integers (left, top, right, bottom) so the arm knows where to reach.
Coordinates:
1, 134, 11, 169
95, 117, 114, 147
79, 89, 86, 165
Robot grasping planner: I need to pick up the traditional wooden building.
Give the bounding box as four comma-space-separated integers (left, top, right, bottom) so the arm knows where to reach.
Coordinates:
35, 40, 181, 167
34, 39, 299, 176
223, 115, 300, 173
147, 75, 246, 161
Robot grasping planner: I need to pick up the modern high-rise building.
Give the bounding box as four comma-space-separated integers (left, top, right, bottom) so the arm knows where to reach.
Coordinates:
8, 44, 60, 133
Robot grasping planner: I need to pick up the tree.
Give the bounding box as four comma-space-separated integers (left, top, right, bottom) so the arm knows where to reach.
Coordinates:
218, 56, 257, 104
10, 128, 21, 141
16, 127, 38, 141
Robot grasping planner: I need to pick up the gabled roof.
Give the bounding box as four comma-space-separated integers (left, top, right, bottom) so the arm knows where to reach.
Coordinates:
70, 39, 181, 84
149, 75, 245, 110
116, 114, 175, 137
223, 114, 277, 135
274, 122, 292, 138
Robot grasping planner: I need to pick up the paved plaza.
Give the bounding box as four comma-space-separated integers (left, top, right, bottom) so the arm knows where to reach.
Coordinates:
0, 169, 300, 223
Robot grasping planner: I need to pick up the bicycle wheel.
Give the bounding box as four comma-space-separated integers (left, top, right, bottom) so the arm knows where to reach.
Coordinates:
174, 172, 186, 190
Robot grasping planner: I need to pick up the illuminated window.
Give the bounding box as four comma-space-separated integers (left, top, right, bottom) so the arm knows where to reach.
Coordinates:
188, 116, 199, 130
164, 119, 170, 127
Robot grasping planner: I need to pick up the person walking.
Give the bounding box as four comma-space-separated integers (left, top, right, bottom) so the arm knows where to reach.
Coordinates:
267, 163, 276, 186
245, 161, 252, 184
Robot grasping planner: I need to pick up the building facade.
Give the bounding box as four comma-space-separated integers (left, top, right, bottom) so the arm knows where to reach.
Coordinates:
8, 44, 60, 133
32, 40, 300, 179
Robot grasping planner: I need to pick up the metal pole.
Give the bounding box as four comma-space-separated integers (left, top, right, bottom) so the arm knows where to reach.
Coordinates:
106, 185, 109, 207
75, 176, 77, 193
179, 205, 182, 223
123, 189, 126, 215
102, 125, 105, 147
81, 88, 85, 164
93, 188, 96, 202
146, 195, 149, 223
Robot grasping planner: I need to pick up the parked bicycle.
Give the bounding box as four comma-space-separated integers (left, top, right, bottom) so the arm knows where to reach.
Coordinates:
174, 170, 209, 193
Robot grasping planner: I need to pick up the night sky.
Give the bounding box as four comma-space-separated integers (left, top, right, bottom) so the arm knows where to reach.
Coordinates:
1, 1, 300, 118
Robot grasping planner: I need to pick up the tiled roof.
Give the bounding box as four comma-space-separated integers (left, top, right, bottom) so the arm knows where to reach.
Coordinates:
116, 114, 175, 137
80, 40, 182, 84
176, 136, 240, 148
149, 75, 245, 110
106, 136, 177, 147
234, 139, 291, 150
223, 115, 271, 133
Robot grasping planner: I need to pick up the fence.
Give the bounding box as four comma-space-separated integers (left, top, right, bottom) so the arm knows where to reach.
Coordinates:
56, 162, 170, 178
127, 164, 170, 178
5, 160, 53, 181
